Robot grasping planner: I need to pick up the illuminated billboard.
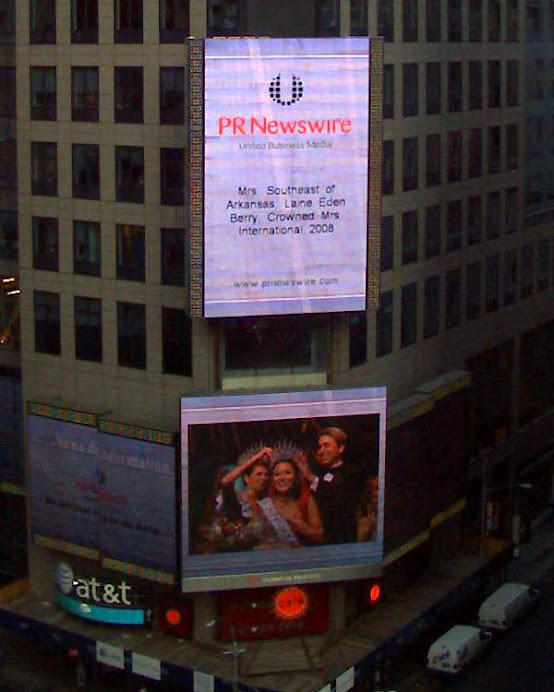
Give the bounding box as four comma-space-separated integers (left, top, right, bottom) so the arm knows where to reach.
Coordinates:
202, 38, 372, 317
181, 387, 386, 592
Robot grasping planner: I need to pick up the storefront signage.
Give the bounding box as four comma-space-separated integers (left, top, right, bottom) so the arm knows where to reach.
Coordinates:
55, 563, 149, 625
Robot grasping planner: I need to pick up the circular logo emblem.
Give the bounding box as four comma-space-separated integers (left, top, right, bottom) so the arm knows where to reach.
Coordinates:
56, 562, 74, 594
269, 74, 304, 106
273, 586, 309, 620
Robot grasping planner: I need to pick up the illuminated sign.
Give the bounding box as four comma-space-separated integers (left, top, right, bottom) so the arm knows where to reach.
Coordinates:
274, 586, 309, 620
55, 563, 148, 626
203, 38, 371, 317
181, 387, 386, 592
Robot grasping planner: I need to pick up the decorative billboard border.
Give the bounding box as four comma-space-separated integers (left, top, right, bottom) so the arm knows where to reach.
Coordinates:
188, 39, 205, 318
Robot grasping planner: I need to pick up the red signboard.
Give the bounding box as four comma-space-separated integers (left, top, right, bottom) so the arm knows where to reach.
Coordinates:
219, 584, 329, 640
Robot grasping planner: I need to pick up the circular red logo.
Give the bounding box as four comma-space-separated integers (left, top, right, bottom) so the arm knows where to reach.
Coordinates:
273, 587, 309, 620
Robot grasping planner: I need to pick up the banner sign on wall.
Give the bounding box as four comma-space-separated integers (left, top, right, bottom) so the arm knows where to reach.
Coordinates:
203, 37, 371, 317
28, 408, 177, 583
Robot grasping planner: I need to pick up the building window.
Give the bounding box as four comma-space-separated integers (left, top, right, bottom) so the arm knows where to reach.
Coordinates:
469, 0, 482, 40
71, 0, 98, 43
383, 65, 394, 119
32, 217, 58, 271
30, 67, 56, 120
75, 297, 102, 361
423, 275, 440, 337
383, 140, 394, 195
466, 261, 482, 321
446, 200, 462, 251
537, 238, 550, 291
402, 137, 418, 191
349, 312, 367, 367
30, 0, 56, 43
208, 0, 241, 36
115, 146, 144, 203
401, 283, 417, 347
402, 63, 418, 117
72, 144, 100, 200
488, 60, 501, 108
162, 308, 192, 376
468, 128, 482, 178
505, 188, 519, 234
488, 126, 501, 174
160, 0, 189, 42
425, 134, 441, 186
425, 205, 441, 257
506, 0, 518, 40
448, 62, 462, 112
114, 67, 143, 123
445, 268, 461, 328
447, 131, 462, 182
73, 220, 101, 276
117, 301, 146, 369
115, 0, 142, 42
160, 67, 185, 125
161, 148, 185, 206
506, 60, 519, 106
376, 290, 393, 357
503, 248, 517, 305
350, 0, 368, 36
521, 243, 534, 298
486, 191, 501, 239
116, 224, 145, 281
485, 254, 499, 312
426, 0, 440, 41
31, 142, 57, 196
426, 62, 441, 114
402, 0, 418, 41
34, 290, 60, 355
316, 0, 340, 36
402, 211, 418, 264
467, 195, 482, 245
506, 123, 518, 170
0, 211, 18, 261
448, 0, 461, 41
380, 216, 393, 271
72, 67, 99, 122
161, 227, 185, 285
488, 0, 500, 40
526, 58, 544, 101
526, 0, 543, 39
468, 61, 482, 109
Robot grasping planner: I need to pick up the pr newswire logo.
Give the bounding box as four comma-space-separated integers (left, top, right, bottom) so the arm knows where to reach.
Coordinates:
269, 73, 304, 106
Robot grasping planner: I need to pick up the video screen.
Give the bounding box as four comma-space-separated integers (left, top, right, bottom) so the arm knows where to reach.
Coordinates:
203, 37, 371, 317
181, 388, 386, 591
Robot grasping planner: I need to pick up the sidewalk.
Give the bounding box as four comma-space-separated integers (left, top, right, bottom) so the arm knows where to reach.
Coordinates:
1, 514, 553, 692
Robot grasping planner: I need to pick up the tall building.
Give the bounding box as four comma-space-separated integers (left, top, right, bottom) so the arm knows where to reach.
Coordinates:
1, 0, 553, 689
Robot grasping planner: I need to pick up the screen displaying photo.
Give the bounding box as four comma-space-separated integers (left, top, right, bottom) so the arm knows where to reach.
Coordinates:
181, 388, 386, 591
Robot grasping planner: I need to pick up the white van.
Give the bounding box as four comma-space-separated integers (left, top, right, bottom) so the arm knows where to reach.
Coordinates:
426, 624, 492, 674
478, 582, 540, 631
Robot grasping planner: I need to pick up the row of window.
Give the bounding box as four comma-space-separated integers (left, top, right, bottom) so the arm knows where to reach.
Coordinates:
31, 143, 184, 205
375, 238, 553, 357
383, 124, 518, 195
34, 291, 192, 375
30, 66, 186, 125
32, 217, 185, 286
381, 188, 519, 270
30, 0, 189, 44
384, 59, 520, 120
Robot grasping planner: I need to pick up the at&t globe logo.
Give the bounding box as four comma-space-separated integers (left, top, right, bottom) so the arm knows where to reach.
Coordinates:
56, 562, 75, 595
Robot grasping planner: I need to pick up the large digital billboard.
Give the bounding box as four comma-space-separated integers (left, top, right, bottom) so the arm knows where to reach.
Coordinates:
181, 387, 386, 592
203, 38, 371, 317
